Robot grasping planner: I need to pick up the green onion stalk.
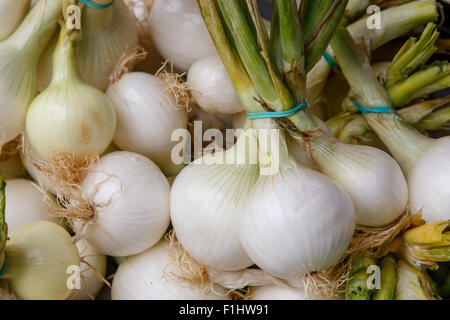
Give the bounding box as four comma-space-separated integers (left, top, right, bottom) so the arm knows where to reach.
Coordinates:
331, 26, 450, 224
308, 0, 439, 106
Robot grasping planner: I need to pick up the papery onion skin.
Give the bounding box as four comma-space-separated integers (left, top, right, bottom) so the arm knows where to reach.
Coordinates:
0, 0, 30, 41
3, 221, 80, 300
75, 151, 171, 257
408, 137, 450, 222
188, 55, 243, 114
170, 135, 257, 271
5, 179, 57, 233
111, 240, 229, 300
148, 0, 216, 71
240, 159, 356, 280
310, 137, 408, 226
106, 72, 187, 177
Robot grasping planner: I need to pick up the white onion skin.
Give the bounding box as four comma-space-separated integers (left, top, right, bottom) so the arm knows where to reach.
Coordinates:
408, 137, 450, 222
107, 72, 187, 177
69, 238, 107, 300
170, 144, 257, 271
240, 160, 356, 280
188, 55, 243, 114
77, 0, 138, 91
5, 179, 57, 233
310, 139, 408, 226
148, 0, 216, 71
111, 240, 229, 300
75, 151, 171, 257
0, 0, 30, 41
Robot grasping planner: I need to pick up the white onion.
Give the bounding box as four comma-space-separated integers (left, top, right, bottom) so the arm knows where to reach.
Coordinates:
74, 151, 171, 257
0, 0, 30, 41
148, 0, 216, 71
240, 134, 356, 280
69, 238, 107, 300
111, 240, 229, 300
408, 137, 450, 222
170, 130, 257, 271
5, 179, 58, 233
106, 72, 188, 177
310, 137, 408, 226
188, 55, 243, 114
249, 285, 308, 300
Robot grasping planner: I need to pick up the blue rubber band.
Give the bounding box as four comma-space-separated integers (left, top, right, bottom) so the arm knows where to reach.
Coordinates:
79, 0, 115, 9
0, 253, 6, 277
247, 101, 308, 120
354, 101, 391, 114
323, 52, 336, 68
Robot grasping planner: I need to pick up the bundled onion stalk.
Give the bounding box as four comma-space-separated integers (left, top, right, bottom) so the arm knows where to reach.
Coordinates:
0, 175, 80, 300
331, 27, 450, 222
307, 0, 439, 105
0, 0, 62, 147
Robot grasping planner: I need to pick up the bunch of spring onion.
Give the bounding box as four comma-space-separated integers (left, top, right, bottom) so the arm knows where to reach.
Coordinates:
331, 26, 450, 223
171, 0, 359, 285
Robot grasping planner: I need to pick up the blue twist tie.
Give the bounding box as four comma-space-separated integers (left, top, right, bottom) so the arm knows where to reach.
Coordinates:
247, 101, 308, 120
323, 52, 336, 68
0, 253, 6, 277
354, 101, 391, 114
80, 0, 115, 9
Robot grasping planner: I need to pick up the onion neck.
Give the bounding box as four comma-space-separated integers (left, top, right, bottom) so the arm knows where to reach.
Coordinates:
3, 0, 62, 61
365, 113, 433, 175
51, 26, 83, 84
81, 0, 115, 28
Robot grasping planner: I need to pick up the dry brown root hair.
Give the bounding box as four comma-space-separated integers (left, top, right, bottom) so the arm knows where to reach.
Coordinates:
156, 60, 194, 112
109, 45, 148, 84
166, 231, 295, 300
303, 211, 418, 299
20, 136, 99, 224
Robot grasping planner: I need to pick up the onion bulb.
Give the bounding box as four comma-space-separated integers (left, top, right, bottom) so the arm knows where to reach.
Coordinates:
5, 179, 57, 233
170, 129, 258, 271
0, 0, 61, 147
248, 285, 344, 300
26, 25, 116, 162
69, 238, 107, 300
1, 221, 80, 300
148, 0, 216, 71
239, 130, 356, 280
188, 55, 243, 114
74, 151, 171, 257
77, 0, 138, 91
111, 240, 229, 300
106, 72, 188, 177
0, 0, 30, 41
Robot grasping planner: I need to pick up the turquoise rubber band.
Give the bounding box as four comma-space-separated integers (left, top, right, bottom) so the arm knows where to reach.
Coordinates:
0, 253, 6, 277
247, 101, 308, 120
323, 52, 336, 68
354, 101, 391, 114
79, 0, 115, 9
